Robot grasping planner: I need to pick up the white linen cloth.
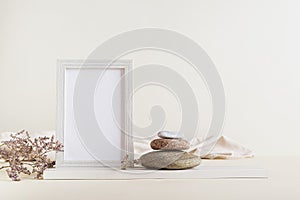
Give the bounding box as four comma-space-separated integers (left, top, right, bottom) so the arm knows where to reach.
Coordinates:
1, 131, 253, 160
192, 135, 253, 159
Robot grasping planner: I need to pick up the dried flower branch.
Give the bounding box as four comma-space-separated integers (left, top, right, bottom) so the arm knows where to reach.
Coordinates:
120, 154, 140, 170
0, 130, 63, 181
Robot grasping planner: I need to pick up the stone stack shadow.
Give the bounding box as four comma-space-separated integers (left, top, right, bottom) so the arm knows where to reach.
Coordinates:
140, 131, 201, 170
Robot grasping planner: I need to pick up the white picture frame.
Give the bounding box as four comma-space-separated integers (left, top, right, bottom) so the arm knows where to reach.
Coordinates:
56, 59, 133, 168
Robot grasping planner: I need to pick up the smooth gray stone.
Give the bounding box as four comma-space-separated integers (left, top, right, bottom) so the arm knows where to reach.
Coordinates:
140, 150, 201, 170
158, 131, 184, 139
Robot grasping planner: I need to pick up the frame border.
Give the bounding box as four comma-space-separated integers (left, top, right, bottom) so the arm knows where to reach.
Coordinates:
56, 59, 133, 168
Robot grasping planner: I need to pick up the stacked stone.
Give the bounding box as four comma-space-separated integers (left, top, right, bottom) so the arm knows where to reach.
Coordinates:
140, 131, 201, 170
150, 131, 189, 150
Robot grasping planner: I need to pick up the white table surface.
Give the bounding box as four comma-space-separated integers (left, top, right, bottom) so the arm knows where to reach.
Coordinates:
1, 157, 299, 200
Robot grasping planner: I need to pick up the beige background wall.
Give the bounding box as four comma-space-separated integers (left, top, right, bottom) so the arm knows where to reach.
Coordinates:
0, 0, 299, 156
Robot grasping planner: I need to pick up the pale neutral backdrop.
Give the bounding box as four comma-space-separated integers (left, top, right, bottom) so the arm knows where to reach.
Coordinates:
0, 0, 299, 156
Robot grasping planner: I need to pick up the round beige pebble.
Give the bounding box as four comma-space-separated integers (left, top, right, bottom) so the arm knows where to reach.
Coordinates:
140, 150, 201, 169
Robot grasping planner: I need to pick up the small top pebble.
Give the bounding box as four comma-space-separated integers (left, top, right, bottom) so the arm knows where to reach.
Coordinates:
158, 131, 184, 139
